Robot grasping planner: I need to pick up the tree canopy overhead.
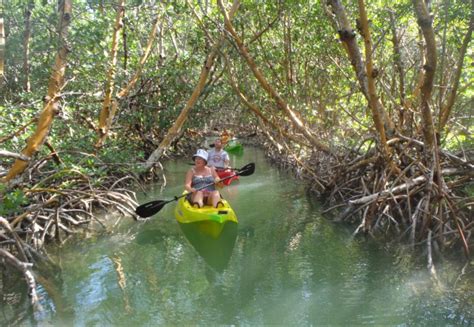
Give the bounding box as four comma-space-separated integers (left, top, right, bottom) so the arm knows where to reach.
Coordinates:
0, 0, 472, 277
1, 0, 472, 154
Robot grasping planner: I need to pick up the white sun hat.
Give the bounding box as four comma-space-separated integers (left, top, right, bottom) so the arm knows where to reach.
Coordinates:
192, 149, 208, 162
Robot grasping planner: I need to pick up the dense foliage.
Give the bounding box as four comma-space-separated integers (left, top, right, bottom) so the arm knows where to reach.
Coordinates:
1, 0, 472, 158
0, 0, 472, 319
0, 0, 472, 293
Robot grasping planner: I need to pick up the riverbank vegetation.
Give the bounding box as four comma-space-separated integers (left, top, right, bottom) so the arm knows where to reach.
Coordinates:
0, 0, 472, 314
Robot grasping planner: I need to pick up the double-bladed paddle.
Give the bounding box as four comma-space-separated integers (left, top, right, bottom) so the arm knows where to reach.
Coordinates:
214, 167, 239, 172
187, 163, 239, 172
135, 162, 255, 218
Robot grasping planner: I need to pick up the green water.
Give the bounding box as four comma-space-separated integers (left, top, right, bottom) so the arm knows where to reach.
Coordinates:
1, 147, 472, 325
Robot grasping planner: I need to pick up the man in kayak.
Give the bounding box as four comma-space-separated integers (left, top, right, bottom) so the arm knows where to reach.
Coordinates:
207, 139, 240, 186
185, 149, 224, 208
207, 138, 230, 169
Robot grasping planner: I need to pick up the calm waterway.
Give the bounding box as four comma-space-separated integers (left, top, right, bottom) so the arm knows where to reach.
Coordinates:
2, 146, 472, 325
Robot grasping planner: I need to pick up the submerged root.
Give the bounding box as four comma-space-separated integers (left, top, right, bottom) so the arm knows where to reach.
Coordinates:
0, 168, 140, 315
326, 136, 473, 258
233, 130, 472, 260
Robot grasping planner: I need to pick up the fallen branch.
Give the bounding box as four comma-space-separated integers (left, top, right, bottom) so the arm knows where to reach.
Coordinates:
349, 168, 471, 205
0, 248, 43, 313
0, 149, 30, 161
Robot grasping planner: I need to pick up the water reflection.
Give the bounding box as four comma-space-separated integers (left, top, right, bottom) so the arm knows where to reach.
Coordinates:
2, 146, 472, 325
135, 229, 166, 245
178, 221, 238, 273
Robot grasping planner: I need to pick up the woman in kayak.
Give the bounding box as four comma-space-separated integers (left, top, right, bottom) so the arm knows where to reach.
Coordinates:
185, 149, 223, 208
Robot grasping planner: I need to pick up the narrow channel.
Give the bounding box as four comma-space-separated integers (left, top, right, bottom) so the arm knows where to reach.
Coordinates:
5, 146, 470, 325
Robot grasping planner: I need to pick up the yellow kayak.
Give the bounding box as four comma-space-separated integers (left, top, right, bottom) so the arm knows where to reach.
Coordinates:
174, 193, 238, 238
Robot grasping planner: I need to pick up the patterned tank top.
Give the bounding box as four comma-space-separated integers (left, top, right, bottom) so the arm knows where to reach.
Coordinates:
191, 168, 215, 192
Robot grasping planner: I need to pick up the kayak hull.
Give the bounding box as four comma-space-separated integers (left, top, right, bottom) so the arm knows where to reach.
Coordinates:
174, 193, 238, 238
224, 140, 243, 155
216, 168, 239, 186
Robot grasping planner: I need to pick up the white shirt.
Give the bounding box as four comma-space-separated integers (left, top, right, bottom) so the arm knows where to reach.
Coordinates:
207, 149, 230, 168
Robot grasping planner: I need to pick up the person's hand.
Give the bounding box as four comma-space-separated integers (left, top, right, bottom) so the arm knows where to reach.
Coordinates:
215, 178, 224, 189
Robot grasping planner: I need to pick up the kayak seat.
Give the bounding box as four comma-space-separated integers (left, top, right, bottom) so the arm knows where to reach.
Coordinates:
185, 193, 201, 208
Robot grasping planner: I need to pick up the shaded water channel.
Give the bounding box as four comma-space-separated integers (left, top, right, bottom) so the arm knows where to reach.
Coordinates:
2, 147, 472, 325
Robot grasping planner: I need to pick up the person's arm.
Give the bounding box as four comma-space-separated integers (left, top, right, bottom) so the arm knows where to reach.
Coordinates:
211, 166, 223, 188
185, 170, 195, 193
224, 152, 230, 167
211, 166, 220, 181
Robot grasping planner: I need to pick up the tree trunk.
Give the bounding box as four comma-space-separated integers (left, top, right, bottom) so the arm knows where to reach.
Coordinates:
158, 15, 165, 60
357, 0, 389, 159
403, 31, 426, 135
23, 1, 33, 92
412, 0, 437, 152
219, 0, 334, 156
122, 17, 128, 70
223, 53, 311, 148
437, 0, 450, 113
326, 0, 395, 133
283, 14, 294, 91
96, 11, 160, 148
165, 13, 180, 58
0, 0, 4, 82
96, 0, 125, 145
144, 0, 240, 170
388, 11, 405, 112
2, 0, 72, 183
438, 0, 473, 130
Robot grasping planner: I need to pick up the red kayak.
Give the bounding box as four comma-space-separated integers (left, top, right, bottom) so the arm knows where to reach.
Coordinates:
216, 168, 239, 186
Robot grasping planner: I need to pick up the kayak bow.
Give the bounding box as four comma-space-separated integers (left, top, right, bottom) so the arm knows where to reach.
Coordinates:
224, 140, 243, 155
174, 193, 238, 238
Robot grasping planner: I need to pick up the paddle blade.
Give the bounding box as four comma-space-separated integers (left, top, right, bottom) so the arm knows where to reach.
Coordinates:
135, 200, 169, 218
237, 163, 255, 176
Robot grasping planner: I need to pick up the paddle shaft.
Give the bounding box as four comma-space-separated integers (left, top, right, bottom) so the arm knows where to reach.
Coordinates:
135, 172, 238, 217
135, 163, 254, 217
215, 167, 238, 171
178, 170, 238, 200
187, 163, 237, 171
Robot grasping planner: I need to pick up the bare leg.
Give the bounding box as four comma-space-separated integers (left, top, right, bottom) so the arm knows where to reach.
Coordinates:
210, 190, 221, 208
192, 191, 204, 208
